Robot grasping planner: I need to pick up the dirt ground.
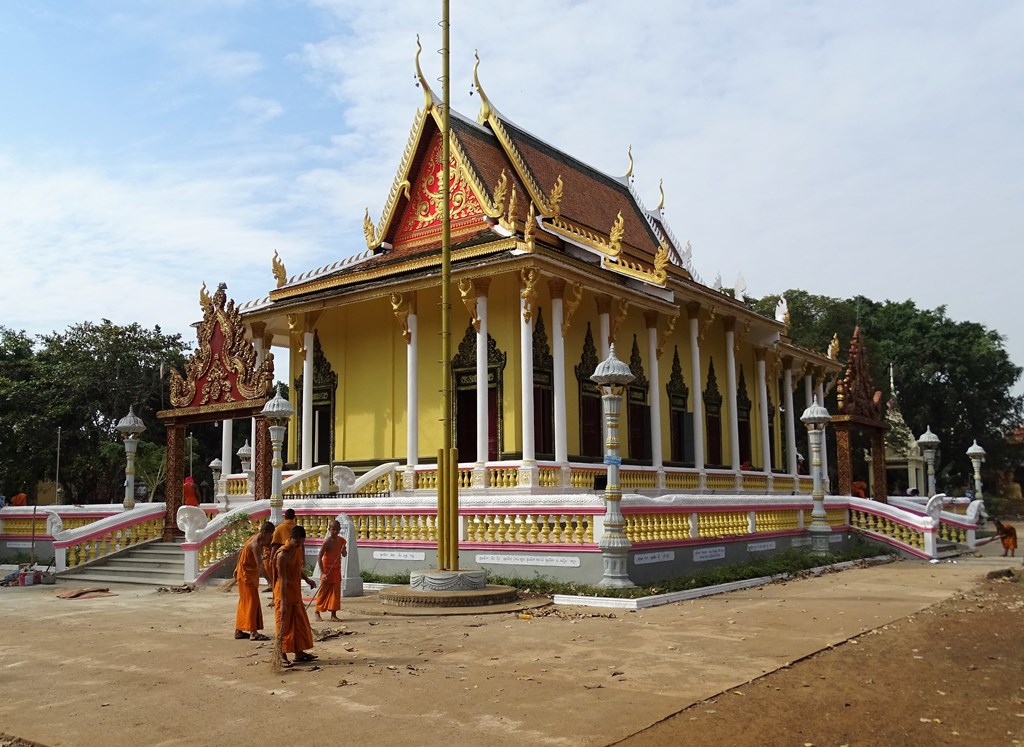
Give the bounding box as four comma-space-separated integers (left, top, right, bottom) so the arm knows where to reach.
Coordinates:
1, 545, 1022, 746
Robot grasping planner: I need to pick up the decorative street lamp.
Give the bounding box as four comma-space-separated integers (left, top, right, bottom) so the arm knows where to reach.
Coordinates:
917, 426, 941, 497
966, 440, 986, 498
209, 458, 223, 500
261, 386, 294, 524
237, 440, 253, 473
800, 396, 832, 557
591, 344, 635, 588
115, 406, 146, 511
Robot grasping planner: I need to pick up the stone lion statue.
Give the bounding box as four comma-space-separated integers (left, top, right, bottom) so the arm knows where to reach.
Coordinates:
176, 505, 210, 542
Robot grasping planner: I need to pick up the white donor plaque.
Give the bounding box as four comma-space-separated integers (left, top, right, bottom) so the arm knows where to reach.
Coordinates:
372, 550, 426, 561
791, 537, 812, 547
475, 554, 581, 568
634, 550, 674, 565
830, 534, 843, 543
693, 546, 726, 562
747, 541, 776, 553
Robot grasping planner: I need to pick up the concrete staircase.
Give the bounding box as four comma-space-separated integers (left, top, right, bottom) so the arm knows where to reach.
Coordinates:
935, 539, 962, 560
60, 539, 186, 587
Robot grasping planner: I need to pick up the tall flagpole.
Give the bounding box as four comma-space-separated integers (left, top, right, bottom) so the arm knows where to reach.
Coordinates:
438, 0, 457, 571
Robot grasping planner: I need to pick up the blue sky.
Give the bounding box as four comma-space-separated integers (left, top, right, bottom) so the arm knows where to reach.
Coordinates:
1, 1, 1022, 399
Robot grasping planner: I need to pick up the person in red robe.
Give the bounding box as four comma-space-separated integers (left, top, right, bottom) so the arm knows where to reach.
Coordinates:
182, 477, 201, 507
274, 525, 317, 667
994, 520, 1018, 557
314, 520, 348, 622
234, 521, 274, 641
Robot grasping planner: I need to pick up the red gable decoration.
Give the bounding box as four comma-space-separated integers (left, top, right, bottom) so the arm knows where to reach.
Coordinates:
393, 131, 487, 250
169, 282, 274, 410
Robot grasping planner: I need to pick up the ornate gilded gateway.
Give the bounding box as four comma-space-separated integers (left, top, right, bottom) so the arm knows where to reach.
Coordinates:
832, 326, 888, 500
169, 283, 274, 409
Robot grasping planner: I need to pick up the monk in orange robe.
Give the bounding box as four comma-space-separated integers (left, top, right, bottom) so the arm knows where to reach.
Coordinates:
265, 508, 296, 597
314, 520, 348, 622
994, 520, 1018, 557
234, 521, 274, 641
10, 492, 27, 507
182, 477, 201, 507
274, 524, 317, 666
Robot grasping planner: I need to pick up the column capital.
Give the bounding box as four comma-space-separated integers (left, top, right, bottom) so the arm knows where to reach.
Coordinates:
547, 277, 566, 299
595, 294, 613, 316
723, 315, 737, 333
643, 309, 660, 329
755, 346, 767, 362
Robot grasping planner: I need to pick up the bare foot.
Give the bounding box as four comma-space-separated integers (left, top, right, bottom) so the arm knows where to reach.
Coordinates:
330, 614, 340, 622
314, 612, 323, 621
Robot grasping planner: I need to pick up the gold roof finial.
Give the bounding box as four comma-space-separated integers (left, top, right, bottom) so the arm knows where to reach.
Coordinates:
272, 250, 287, 288
363, 208, 376, 250
473, 50, 495, 125
624, 144, 634, 179
414, 35, 433, 109
656, 178, 665, 211
199, 282, 212, 310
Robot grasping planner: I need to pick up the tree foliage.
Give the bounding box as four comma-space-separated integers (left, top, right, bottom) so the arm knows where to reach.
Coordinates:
751, 291, 1023, 491
0, 321, 191, 503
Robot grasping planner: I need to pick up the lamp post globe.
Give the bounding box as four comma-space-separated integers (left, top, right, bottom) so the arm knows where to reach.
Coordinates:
917, 426, 941, 497
800, 397, 832, 556
115, 406, 146, 510
966, 439, 986, 498
261, 387, 295, 524
590, 344, 635, 588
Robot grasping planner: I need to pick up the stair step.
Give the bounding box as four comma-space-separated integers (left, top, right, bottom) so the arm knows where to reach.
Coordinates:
112, 557, 185, 567
88, 563, 184, 575
59, 572, 185, 587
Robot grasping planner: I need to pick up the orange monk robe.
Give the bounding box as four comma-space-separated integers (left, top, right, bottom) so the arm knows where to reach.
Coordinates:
270, 519, 295, 549
314, 539, 346, 614
182, 479, 200, 507
235, 534, 264, 632
274, 547, 314, 655
10, 493, 27, 507
1000, 524, 1018, 552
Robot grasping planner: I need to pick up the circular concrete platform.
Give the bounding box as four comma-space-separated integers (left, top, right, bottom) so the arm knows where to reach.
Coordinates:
378, 584, 519, 608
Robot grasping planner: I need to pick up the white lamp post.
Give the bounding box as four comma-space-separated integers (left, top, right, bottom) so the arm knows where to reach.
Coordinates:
262, 387, 294, 524
800, 396, 832, 556
115, 406, 146, 511
966, 440, 986, 498
917, 426, 941, 498
237, 440, 253, 472
591, 344, 635, 588
209, 458, 223, 499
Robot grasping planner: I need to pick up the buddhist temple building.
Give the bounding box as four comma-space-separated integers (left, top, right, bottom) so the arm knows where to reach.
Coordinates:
232, 51, 841, 499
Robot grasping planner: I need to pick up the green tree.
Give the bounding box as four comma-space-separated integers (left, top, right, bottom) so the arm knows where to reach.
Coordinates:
752, 292, 1023, 492
0, 321, 190, 503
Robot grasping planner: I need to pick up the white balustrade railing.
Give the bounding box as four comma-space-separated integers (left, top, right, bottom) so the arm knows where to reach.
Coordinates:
52, 503, 167, 572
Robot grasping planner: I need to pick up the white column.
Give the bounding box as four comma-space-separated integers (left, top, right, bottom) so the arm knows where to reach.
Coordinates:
756, 352, 771, 474
803, 373, 814, 460
221, 418, 234, 474
688, 310, 705, 473
725, 323, 740, 471
476, 295, 489, 466
646, 321, 663, 470
783, 365, 798, 475
520, 296, 535, 463
598, 312, 610, 360
552, 293, 568, 465
407, 312, 419, 468
301, 330, 314, 469
816, 380, 830, 492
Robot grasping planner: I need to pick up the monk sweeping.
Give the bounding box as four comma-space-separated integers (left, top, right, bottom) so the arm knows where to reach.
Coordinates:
314, 520, 348, 622
234, 521, 274, 641
274, 525, 317, 667
994, 520, 1018, 557
265, 508, 297, 596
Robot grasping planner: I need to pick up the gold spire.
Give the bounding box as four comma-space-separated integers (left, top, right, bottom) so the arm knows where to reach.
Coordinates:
272, 250, 287, 288
414, 35, 433, 109
362, 209, 376, 250
473, 50, 495, 125
656, 178, 665, 211
624, 144, 634, 179
548, 175, 564, 219
199, 282, 212, 311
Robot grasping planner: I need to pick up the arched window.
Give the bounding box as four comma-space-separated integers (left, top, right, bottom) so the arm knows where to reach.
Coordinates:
627, 335, 651, 461
666, 346, 692, 465
704, 358, 723, 466
575, 324, 602, 459
533, 308, 554, 459
451, 322, 506, 462
737, 366, 753, 467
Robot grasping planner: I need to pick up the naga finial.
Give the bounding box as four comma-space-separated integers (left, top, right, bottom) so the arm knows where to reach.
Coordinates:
624, 144, 634, 179
414, 35, 433, 109
363, 208, 376, 249
473, 49, 495, 124
272, 250, 287, 288
656, 178, 665, 211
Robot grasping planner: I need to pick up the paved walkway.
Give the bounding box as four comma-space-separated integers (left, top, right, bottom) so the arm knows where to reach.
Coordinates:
0, 537, 1018, 746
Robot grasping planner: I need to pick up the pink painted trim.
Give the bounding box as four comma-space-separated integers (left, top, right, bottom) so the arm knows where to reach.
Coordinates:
361, 540, 437, 549
1, 511, 116, 519
622, 504, 808, 514
188, 509, 272, 550
335, 509, 436, 516
1, 534, 55, 541
459, 542, 600, 553
460, 508, 604, 516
